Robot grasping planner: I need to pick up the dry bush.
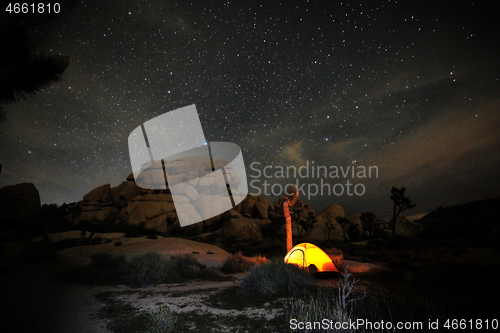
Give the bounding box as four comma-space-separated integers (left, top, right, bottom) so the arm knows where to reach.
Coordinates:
221, 251, 266, 274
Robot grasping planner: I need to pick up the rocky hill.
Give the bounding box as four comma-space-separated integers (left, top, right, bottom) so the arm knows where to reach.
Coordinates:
418, 198, 500, 245
71, 173, 348, 241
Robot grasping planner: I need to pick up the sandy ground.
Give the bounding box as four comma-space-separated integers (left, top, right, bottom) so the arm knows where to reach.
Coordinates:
0, 233, 423, 333
0, 236, 249, 333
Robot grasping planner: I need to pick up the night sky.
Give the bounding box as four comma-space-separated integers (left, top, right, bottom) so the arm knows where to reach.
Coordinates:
1, 0, 499, 220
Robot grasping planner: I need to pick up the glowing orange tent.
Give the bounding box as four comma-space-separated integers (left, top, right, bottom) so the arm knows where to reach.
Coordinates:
284, 242, 338, 273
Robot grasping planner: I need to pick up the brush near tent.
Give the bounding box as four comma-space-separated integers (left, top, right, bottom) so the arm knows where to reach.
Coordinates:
284, 242, 338, 274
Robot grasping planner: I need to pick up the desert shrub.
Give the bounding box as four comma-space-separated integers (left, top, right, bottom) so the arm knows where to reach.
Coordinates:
239, 260, 314, 298
284, 288, 353, 333
221, 251, 262, 273
196, 266, 229, 281
121, 252, 226, 287
56, 251, 226, 286
283, 267, 367, 332
324, 247, 344, 269
121, 251, 172, 287
166, 254, 204, 282
139, 305, 177, 333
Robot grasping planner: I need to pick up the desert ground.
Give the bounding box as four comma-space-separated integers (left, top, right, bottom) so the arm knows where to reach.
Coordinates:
1, 229, 500, 333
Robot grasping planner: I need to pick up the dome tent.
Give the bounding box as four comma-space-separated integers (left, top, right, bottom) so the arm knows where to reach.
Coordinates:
284, 242, 338, 274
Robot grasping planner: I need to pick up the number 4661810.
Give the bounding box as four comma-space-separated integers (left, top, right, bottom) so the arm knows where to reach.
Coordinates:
5, 3, 61, 14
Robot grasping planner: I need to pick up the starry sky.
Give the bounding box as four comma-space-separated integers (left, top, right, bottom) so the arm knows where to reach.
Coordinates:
1, 0, 499, 220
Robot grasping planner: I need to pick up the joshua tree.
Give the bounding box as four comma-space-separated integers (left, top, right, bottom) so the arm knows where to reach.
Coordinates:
336, 216, 350, 241
0, 23, 70, 122
326, 221, 336, 241
390, 186, 416, 238
360, 212, 376, 238
283, 184, 299, 252
0, 23, 70, 173
294, 211, 317, 237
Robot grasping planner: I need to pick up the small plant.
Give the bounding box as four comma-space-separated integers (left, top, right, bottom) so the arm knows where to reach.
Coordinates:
56, 251, 226, 286
325, 248, 343, 268
138, 304, 177, 333
239, 260, 314, 298
283, 266, 367, 332
121, 251, 171, 287
284, 288, 353, 333
337, 265, 366, 312
221, 251, 264, 273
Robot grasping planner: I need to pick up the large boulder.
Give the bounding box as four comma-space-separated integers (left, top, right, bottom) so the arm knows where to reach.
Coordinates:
119, 195, 176, 227
79, 207, 118, 224
193, 195, 232, 221
0, 183, 41, 223
373, 219, 389, 229
254, 196, 270, 210
112, 181, 142, 202
393, 215, 423, 238
204, 208, 241, 231
83, 184, 112, 202
316, 204, 345, 224
304, 221, 344, 242
253, 202, 268, 219
221, 217, 262, 241
238, 196, 256, 216
72, 169, 328, 239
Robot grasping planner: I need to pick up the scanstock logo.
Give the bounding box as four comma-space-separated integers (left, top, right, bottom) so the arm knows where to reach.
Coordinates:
128, 104, 248, 227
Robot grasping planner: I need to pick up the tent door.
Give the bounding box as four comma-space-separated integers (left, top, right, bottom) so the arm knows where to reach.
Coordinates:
287, 249, 306, 268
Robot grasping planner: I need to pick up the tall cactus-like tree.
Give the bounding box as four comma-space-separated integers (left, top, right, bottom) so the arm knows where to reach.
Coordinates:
360, 212, 376, 238
283, 184, 299, 253
390, 187, 416, 238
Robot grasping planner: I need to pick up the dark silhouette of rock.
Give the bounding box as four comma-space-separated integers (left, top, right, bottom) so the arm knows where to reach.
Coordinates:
0, 183, 41, 225
418, 198, 500, 244
70, 172, 286, 240
393, 215, 422, 238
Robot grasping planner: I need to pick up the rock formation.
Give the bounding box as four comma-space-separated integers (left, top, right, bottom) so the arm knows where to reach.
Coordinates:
71, 171, 283, 240
393, 215, 423, 238
0, 183, 41, 225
